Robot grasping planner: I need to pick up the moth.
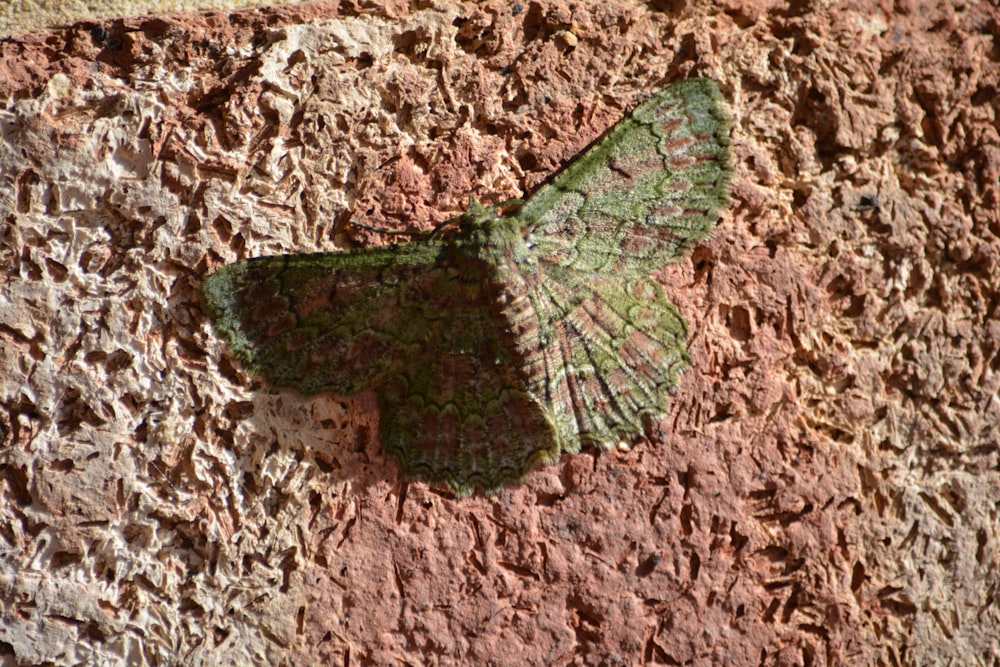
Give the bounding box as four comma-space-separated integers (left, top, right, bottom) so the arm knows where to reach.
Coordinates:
202, 78, 731, 496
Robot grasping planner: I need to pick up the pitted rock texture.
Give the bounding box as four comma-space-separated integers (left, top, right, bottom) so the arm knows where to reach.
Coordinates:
1, 1, 997, 665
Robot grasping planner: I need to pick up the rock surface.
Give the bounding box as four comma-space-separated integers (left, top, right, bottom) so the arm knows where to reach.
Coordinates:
1, 1, 997, 665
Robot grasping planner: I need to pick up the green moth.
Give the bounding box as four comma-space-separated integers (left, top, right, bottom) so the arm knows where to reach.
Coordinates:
202, 78, 731, 497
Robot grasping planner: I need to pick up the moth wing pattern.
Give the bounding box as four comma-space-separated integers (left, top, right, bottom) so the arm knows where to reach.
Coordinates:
520, 78, 731, 278
202, 242, 561, 496
202, 245, 444, 396
527, 276, 693, 455
378, 323, 561, 496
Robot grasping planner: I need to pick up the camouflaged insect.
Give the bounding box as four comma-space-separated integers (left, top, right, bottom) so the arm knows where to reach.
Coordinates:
202, 78, 731, 496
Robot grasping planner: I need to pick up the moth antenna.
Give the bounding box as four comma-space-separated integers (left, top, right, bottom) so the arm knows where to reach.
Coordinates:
494, 197, 525, 213
427, 212, 465, 238
347, 219, 432, 238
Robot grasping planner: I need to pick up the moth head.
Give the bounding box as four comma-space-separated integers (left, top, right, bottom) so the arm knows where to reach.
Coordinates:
459, 196, 498, 231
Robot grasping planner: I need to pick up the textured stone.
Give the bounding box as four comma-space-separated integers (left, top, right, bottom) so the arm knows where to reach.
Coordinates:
1, 2, 998, 665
